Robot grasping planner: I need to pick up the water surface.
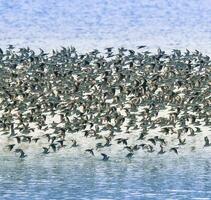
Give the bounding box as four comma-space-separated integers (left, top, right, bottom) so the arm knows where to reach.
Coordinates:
1, 153, 211, 200
0, 0, 210, 54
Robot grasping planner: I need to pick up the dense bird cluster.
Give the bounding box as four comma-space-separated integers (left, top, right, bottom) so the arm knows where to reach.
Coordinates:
0, 46, 210, 160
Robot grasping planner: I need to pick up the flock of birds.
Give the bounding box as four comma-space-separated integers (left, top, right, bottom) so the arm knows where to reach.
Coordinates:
0, 45, 210, 161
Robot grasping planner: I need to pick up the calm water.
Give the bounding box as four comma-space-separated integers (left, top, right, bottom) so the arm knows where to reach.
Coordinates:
0, 0, 211, 54
0, 0, 211, 199
0, 153, 211, 200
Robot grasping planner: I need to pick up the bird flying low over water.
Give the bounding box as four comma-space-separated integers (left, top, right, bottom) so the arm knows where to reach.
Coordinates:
6, 144, 15, 151
15, 148, 27, 158
42, 147, 50, 154
204, 136, 211, 147
0, 46, 210, 160
126, 152, 134, 159
101, 153, 109, 161
85, 148, 95, 156
170, 147, 178, 154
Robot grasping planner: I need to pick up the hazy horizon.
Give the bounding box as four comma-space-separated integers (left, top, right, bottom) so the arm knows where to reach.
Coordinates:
0, 0, 211, 54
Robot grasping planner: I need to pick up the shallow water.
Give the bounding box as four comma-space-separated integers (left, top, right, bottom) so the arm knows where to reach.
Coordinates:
1, 153, 211, 200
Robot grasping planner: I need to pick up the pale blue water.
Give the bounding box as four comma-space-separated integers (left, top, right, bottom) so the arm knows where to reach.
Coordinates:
1, 154, 211, 200
0, 0, 211, 199
0, 0, 211, 54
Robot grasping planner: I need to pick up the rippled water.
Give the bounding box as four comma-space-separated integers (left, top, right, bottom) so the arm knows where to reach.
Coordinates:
1, 154, 211, 200
0, 0, 211, 54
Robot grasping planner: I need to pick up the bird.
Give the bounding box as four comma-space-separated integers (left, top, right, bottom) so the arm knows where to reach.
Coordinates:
32, 138, 40, 143
137, 45, 146, 49
147, 145, 154, 153
204, 136, 211, 147
14, 136, 21, 144
137, 132, 145, 140
96, 143, 104, 150
170, 147, 178, 154
15, 149, 27, 158
85, 148, 95, 156
50, 143, 57, 152
42, 147, 50, 154
71, 139, 79, 147
105, 47, 113, 52
57, 139, 66, 148
148, 138, 156, 145
126, 152, 134, 159
158, 145, 166, 154
101, 153, 109, 161
6, 144, 15, 151
178, 138, 186, 145
115, 138, 128, 145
